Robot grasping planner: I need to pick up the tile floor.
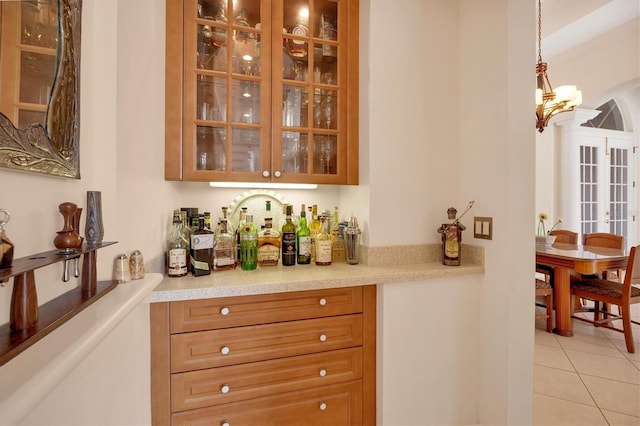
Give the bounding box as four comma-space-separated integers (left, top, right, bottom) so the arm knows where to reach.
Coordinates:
534, 303, 640, 426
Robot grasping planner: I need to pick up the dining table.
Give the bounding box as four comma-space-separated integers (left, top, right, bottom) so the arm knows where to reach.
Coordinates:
535, 242, 628, 336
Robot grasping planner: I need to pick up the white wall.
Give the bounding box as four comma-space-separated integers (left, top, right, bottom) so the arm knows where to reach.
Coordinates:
0, 0, 536, 425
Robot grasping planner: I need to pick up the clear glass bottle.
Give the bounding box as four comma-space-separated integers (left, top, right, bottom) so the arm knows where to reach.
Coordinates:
309, 204, 321, 262
211, 3, 228, 47
235, 207, 247, 266
240, 214, 258, 270
213, 218, 236, 270
166, 212, 188, 277
315, 216, 332, 266
297, 204, 311, 264
258, 217, 280, 266
281, 204, 296, 266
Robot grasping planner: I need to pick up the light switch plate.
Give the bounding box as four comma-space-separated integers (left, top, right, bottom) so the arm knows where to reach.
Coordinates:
474, 217, 493, 240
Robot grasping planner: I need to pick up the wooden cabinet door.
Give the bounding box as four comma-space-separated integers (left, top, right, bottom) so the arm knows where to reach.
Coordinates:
165, 0, 358, 184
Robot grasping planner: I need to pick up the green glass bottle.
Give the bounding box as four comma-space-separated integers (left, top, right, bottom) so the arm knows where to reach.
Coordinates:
240, 214, 258, 270
297, 204, 311, 264
281, 205, 297, 266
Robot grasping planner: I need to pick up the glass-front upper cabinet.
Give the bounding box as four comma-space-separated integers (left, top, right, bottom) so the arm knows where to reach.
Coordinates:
165, 0, 359, 184
0, 1, 58, 129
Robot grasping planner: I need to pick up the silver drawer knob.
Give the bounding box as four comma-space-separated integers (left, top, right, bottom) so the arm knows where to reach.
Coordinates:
221, 346, 230, 355
220, 307, 230, 316
319, 402, 327, 411
221, 384, 230, 394
221, 422, 230, 426
262, 170, 270, 177
319, 369, 327, 377
319, 334, 327, 342
319, 298, 327, 306
274, 170, 282, 178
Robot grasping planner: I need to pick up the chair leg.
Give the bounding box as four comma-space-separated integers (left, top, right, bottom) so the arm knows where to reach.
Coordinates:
593, 301, 601, 322
620, 305, 635, 353
546, 293, 553, 333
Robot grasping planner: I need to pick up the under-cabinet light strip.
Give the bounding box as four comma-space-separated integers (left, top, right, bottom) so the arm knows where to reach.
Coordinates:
209, 182, 318, 190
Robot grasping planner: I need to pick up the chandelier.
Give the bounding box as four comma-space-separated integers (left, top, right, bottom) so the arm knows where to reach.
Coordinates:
535, 0, 582, 133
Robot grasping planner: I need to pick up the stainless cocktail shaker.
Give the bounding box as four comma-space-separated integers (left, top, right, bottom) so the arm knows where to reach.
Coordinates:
345, 216, 361, 265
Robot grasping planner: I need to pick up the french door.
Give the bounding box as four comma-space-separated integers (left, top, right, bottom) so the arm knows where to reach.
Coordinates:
579, 133, 635, 246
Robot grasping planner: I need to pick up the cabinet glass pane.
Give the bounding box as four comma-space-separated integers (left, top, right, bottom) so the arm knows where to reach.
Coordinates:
313, 88, 337, 130
231, 128, 260, 172
313, 0, 338, 40
197, 76, 227, 121
232, 80, 260, 124
21, 1, 57, 49
197, 126, 227, 171
197, 24, 227, 71
231, 3, 260, 75
283, 85, 309, 127
282, 131, 308, 174
313, 134, 337, 175
19, 51, 55, 105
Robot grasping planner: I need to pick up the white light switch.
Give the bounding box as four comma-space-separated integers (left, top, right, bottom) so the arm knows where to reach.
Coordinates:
473, 217, 493, 240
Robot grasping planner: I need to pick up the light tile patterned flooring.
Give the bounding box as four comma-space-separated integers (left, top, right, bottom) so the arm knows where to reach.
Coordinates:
534, 303, 640, 426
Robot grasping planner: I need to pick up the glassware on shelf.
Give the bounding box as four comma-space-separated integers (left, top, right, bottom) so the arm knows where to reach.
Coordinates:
322, 90, 337, 129
211, 3, 228, 48
286, 17, 309, 58
282, 132, 301, 174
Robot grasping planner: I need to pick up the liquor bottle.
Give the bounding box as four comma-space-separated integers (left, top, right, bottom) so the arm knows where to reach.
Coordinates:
204, 211, 212, 230
213, 218, 236, 270
235, 207, 248, 266
258, 217, 280, 266
240, 214, 258, 270
190, 215, 214, 276
315, 216, 332, 266
332, 214, 346, 263
166, 212, 188, 277
297, 204, 311, 264
281, 204, 296, 266
309, 204, 321, 262
178, 210, 191, 273
216, 206, 233, 236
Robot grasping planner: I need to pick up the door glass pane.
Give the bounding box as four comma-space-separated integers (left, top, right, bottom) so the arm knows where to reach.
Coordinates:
231, 2, 260, 75
197, 126, 226, 171
232, 80, 260, 124
313, 134, 337, 175
197, 76, 227, 121
282, 131, 308, 174
283, 85, 308, 127
231, 128, 260, 172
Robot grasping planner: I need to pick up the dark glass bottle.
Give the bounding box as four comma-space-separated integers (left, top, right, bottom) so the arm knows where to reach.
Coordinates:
190, 215, 214, 276
281, 205, 296, 266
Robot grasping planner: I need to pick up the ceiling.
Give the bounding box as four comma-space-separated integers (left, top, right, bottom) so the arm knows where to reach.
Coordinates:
540, 0, 640, 59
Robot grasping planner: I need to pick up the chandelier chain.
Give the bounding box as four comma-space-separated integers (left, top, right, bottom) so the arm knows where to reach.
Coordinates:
537, 0, 542, 63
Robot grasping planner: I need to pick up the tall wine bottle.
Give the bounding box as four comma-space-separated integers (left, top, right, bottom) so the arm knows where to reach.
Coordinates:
281, 205, 296, 266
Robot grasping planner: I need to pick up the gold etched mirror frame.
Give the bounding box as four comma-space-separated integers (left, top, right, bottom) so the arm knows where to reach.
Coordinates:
0, 0, 81, 179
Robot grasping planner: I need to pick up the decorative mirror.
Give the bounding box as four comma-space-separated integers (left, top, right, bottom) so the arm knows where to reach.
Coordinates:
0, 0, 81, 179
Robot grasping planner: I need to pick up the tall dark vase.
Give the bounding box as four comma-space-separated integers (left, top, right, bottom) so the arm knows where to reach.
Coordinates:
85, 191, 104, 245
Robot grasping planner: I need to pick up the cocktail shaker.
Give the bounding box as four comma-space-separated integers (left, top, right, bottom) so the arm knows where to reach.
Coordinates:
345, 216, 361, 265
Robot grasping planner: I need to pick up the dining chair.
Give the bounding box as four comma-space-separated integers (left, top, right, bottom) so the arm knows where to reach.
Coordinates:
582, 233, 625, 278
571, 244, 640, 353
535, 278, 554, 332
536, 230, 579, 283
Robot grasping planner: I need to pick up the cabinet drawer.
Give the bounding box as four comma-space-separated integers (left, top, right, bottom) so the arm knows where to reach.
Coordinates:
170, 287, 363, 333
172, 347, 363, 412
172, 380, 363, 426
171, 314, 363, 372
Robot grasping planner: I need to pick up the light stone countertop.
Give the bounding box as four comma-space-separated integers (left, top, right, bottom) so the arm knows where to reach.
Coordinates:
150, 244, 484, 302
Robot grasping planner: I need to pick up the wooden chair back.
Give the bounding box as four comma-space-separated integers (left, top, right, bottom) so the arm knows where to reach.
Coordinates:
549, 230, 578, 244
582, 232, 624, 249
626, 245, 640, 295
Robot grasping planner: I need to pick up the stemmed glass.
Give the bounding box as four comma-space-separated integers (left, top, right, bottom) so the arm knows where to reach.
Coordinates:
322, 138, 335, 174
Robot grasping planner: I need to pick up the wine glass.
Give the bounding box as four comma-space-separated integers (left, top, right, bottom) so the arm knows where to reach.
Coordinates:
321, 137, 335, 174
322, 92, 336, 129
